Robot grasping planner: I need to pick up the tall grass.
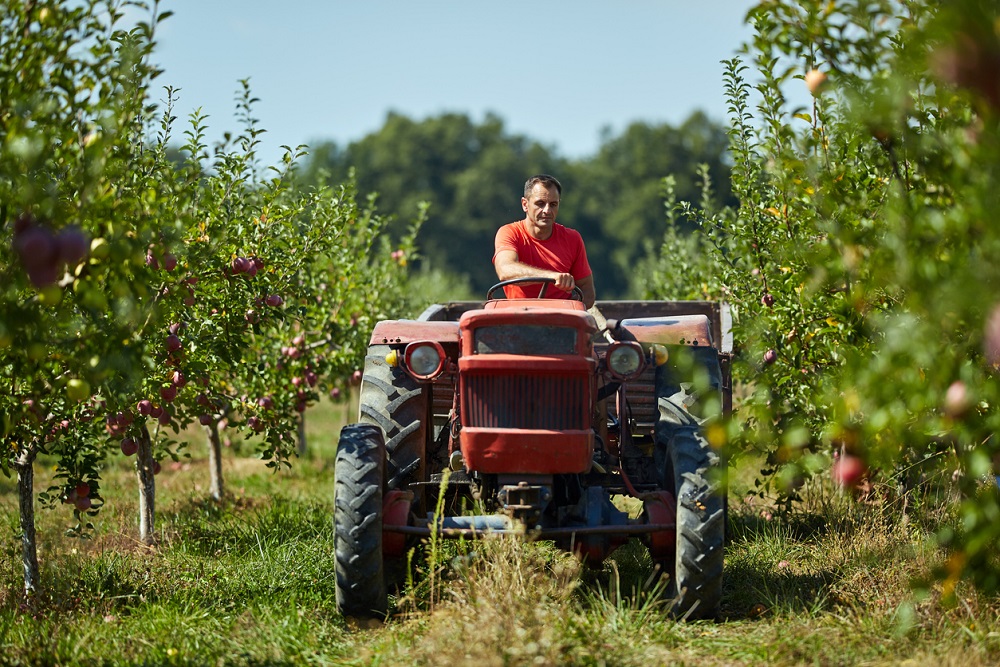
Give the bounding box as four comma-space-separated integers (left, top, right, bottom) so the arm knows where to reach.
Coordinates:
0, 399, 999, 665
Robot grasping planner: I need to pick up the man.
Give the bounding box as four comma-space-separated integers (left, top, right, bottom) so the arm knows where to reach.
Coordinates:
493, 174, 597, 309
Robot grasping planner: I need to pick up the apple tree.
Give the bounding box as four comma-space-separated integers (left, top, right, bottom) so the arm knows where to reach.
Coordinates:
0, 0, 188, 593
0, 0, 423, 596
644, 0, 1000, 591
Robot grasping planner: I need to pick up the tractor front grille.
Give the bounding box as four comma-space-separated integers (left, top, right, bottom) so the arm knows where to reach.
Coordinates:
461, 373, 590, 431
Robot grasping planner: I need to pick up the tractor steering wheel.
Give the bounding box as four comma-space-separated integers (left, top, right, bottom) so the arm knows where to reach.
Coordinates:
486, 277, 586, 302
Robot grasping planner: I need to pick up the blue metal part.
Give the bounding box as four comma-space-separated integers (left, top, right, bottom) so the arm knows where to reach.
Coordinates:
424, 514, 511, 532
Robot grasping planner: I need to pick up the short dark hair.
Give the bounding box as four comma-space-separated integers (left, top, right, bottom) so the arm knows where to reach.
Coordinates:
524, 174, 562, 198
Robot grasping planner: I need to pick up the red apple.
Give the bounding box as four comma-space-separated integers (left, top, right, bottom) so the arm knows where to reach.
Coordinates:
160, 384, 177, 403
805, 69, 828, 95
13, 213, 33, 235
761, 293, 774, 308
198, 413, 213, 426
305, 371, 318, 387
121, 437, 138, 456
266, 294, 283, 307
291, 376, 302, 387
295, 400, 307, 413
15, 227, 56, 269
136, 399, 152, 416
56, 226, 89, 265
74, 496, 92, 511
832, 454, 866, 488
245, 309, 259, 324
165, 334, 182, 353
330, 387, 341, 400
152, 460, 162, 475
171, 370, 187, 388
257, 396, 274, 410
351, 369, 363, 386
26, 263, 60, 288
75, 482, 91, 498
763, 349, 777, 365
162, 253, 177, 271
944, 380, 972, 418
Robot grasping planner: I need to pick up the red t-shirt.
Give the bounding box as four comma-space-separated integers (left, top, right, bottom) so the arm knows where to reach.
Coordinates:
493, 219, 592, 300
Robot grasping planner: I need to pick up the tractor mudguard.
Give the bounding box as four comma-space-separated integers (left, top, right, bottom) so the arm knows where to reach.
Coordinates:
369, 320, 460, 346
619, 314, 714, 348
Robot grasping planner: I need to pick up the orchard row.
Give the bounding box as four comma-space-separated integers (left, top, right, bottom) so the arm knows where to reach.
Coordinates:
0, 2, 420, 594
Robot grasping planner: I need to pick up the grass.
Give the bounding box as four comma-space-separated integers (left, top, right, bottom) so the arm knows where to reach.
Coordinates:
1, 397, 999, 665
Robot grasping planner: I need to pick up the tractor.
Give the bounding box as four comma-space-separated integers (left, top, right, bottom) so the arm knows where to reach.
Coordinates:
334, 278, 732, 619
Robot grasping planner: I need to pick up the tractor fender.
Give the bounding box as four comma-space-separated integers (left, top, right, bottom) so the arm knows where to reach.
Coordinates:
619, 315, 723, 396
369, 320, 461, 346
618, 314, 715, 348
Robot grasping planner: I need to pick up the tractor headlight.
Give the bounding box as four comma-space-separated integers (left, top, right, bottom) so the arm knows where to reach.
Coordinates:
404, 341, 446, 381
606, 342, 645, 381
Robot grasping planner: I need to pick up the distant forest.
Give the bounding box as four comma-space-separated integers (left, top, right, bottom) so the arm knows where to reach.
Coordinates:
297, 110, 736, 298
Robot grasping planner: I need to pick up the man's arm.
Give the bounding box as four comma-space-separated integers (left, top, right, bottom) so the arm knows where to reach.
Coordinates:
576, 274, 596, 309
494, 250, 595, 308
494, 250, 577, 292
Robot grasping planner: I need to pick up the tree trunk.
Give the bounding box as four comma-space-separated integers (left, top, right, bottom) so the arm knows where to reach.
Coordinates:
297, 413, 307, 456
14, 442, 39, 596
206, 420, 224, 500
136, 426, 156, 546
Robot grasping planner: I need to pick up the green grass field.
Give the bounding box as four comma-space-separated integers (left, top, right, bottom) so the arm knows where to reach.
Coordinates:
1, 396, 998, 666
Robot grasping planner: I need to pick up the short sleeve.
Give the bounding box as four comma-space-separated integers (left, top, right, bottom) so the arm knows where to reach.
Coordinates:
493, 223, 519, 263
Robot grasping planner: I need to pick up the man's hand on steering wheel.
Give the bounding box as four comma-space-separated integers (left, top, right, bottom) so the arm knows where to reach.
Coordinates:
551, 272, 576, 294
486, 276, 586, 302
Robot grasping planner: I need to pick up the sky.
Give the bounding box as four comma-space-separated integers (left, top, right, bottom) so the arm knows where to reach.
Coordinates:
146, 1, 762, 165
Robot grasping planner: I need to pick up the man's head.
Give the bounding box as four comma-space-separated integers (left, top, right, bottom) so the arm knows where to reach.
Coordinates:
523, 174, 562, 198
521, 174, 562, 239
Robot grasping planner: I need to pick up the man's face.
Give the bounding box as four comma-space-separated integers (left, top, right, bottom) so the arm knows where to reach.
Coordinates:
522, 183, 560, 236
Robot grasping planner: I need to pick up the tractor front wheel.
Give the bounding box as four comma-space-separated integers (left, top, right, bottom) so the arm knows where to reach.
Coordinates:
359, 345, 428, 497
334, 423, 387, 619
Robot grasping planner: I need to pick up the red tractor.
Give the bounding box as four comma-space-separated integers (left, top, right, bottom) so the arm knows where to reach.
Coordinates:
334, 278, 731, 619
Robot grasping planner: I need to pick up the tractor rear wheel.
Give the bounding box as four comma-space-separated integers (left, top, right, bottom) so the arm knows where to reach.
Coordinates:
359, 345, 428, 496
655, 406, 725, 619
335, 423, 387, 619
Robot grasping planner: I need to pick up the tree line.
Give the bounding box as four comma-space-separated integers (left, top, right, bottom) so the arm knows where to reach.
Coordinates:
297, 110, 736, 298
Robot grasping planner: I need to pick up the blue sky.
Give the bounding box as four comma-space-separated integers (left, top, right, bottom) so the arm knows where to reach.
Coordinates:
148, 1, 762, 165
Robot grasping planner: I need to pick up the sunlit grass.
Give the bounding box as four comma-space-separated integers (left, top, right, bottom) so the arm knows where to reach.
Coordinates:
1, 397, 999, 665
